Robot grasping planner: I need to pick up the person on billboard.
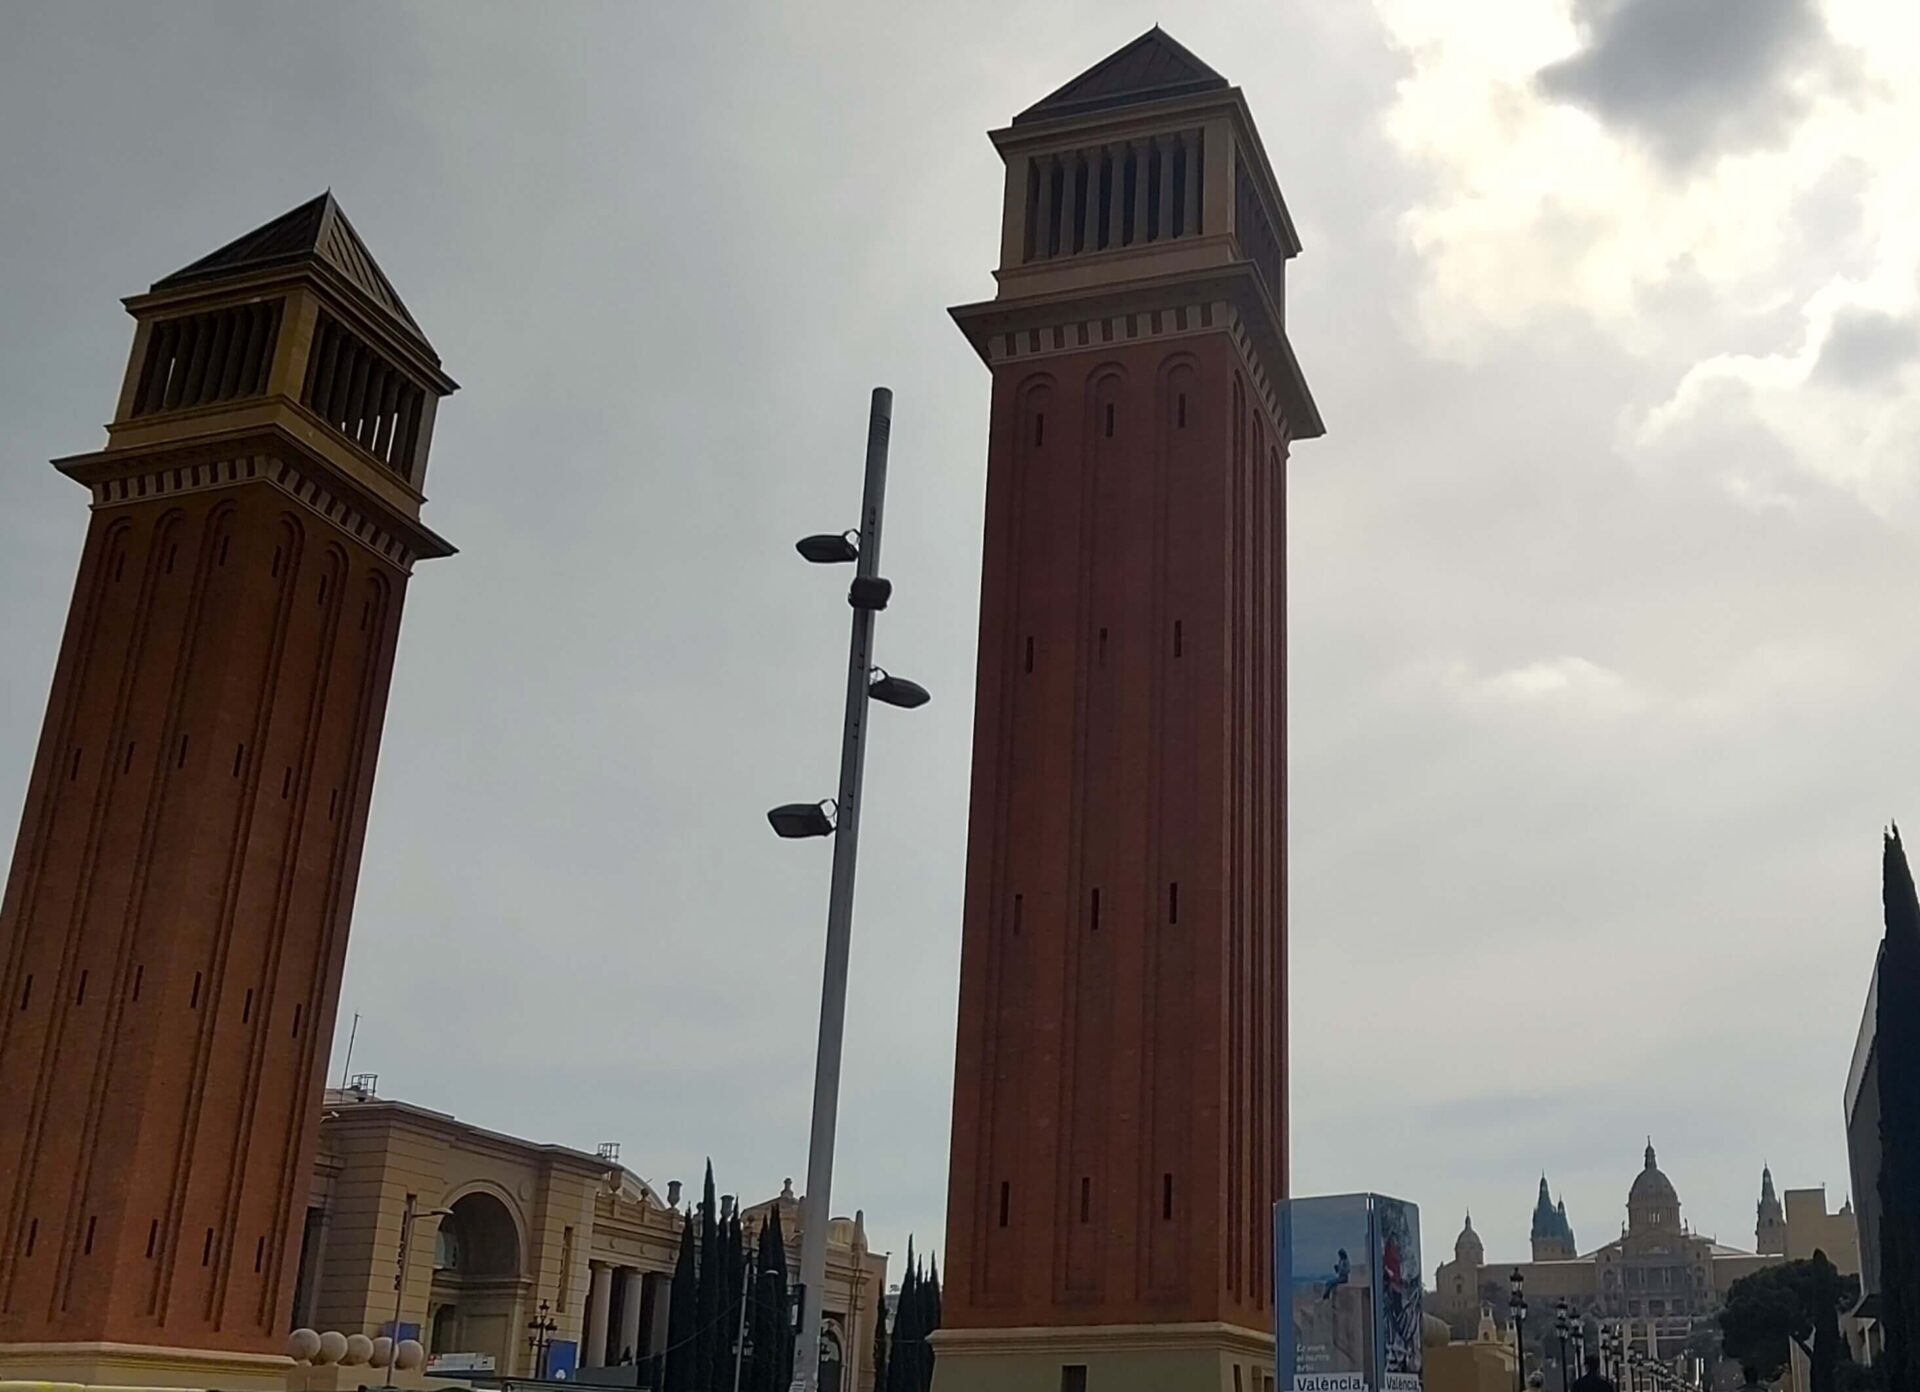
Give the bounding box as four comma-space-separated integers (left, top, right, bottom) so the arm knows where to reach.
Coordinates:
1322, 1248, 1351, 1299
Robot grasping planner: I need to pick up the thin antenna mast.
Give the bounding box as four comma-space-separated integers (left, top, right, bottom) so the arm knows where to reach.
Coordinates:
339, 1012, 360, 1089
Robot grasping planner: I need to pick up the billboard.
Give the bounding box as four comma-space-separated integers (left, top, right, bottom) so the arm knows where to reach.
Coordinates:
1276, 1194, 1422, 1392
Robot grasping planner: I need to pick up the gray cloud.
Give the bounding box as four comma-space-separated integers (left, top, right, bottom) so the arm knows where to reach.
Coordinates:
1816, 307, 1920, 387
1537, 0, 1849, 167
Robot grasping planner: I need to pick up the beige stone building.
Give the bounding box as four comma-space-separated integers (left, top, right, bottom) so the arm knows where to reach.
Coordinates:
1429, 1145, 1801, 1360
293, 1084, 887, 1389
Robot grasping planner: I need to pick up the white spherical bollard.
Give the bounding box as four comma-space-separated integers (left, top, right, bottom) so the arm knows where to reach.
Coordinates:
316, 1330, 349, 1365
371, 1335, 394, 1368
343, 1333, 374, 1366
396, 1338, 427, 1371
288, 1329, 323, 1363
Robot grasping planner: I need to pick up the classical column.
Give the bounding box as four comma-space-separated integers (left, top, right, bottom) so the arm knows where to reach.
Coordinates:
584, 1262, 613, 1368
616, 1267, 644, 1365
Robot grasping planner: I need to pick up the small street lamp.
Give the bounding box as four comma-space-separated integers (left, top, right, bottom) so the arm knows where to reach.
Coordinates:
526, 1299, 559, 1379
1555, 1300, 1572, 1392
1510, 1270, 1529, 1392
387, 1197, 451, 1388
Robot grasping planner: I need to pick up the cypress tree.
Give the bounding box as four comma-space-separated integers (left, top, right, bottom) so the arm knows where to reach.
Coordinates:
1881, 827, 1920, 1392
765, 1205, 794, 1391
665, 1212, 697, 1392
919, 1254, 940, 1392
871, 1294, 888, 1392
724, 1208, 745, 1390
697, 1163, 722, 1392
888, 1247, 917, 1392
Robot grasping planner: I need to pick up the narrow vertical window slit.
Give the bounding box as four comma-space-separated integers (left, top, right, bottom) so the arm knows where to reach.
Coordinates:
999, 1182, 1010, 1228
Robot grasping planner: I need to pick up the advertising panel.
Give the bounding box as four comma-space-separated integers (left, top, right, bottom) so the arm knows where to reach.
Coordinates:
1277, 1194, 1376, 1392
1371, 1195, 1423, 1392
1276, 1194, 1423, 1392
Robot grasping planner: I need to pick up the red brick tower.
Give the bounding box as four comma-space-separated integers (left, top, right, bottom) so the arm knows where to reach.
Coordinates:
936, 31, 1321, 1392
0, 195, 454, 1385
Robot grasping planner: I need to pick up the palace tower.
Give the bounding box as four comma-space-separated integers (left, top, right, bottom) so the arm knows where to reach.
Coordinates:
937, 30, 1321, 1392
0, 195, 454, 1384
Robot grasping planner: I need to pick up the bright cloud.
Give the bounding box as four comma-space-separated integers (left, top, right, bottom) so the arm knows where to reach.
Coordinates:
1375, 0, 1920, 510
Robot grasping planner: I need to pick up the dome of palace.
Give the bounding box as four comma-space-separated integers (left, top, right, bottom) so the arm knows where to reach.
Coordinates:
1456, 1212, 1484, 1263
1629, 1143, 1679, 1208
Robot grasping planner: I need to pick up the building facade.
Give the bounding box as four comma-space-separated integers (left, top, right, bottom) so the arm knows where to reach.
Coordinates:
1430, 1146, 1786, 1360
935, 25, 1322, 1392
298, 1086, 887, 1391
0, 195, 454, 1387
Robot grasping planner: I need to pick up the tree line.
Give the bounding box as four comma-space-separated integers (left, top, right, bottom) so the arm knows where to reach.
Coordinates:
650, 1161, 940, 1392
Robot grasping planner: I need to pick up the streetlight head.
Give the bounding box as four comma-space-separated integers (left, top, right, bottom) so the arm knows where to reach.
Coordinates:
868, 669, 931, 710
767, 800, 836, 839
797, 532, 859, 564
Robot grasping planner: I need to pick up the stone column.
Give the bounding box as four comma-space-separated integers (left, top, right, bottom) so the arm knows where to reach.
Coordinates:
584, 1261, 613, 1368
616, 1266, 644, 1364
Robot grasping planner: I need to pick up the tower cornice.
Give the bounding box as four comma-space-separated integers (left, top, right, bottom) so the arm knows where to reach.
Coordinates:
53, 418, 455, 566
950, 261, 1321, 439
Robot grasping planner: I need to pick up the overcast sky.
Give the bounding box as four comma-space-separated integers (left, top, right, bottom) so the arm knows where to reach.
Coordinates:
2, 0, 1911, 1287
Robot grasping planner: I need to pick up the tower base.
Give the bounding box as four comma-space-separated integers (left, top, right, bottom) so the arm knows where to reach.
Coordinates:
0, 1340, 292, 1392
929, 1321, 1275, 1392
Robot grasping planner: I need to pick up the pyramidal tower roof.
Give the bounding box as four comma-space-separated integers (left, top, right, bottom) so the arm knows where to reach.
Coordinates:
153, 192, 430, 348
1014, 26, 1229, 126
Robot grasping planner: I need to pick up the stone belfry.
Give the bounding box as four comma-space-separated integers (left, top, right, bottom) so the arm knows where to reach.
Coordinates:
0, 194, 454, 1384
938, 28, 1321, 1392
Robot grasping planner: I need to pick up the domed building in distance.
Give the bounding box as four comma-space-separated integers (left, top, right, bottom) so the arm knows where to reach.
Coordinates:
1430, 1144, 1782, 1359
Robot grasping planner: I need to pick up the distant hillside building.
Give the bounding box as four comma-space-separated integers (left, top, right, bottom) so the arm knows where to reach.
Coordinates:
1431, 1144, 1789, 1360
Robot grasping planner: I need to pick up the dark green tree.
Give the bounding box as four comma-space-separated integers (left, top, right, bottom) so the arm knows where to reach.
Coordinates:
696, 1163, 722, 1391
1880, 827, 1920, 1392
762, 1206, 793, 1392
871, 1293, 888, 1392
1718, 1253, 1858, 1392
911, 1254, 940, 1392
665, 1212, 697, 1392
722, 1206, 745, 1390
887, 1244, 917, 1392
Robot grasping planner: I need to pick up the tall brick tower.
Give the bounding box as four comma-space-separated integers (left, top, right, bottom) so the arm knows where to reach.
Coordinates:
936, 30, 1321, 1392
0, 195, 454, 1386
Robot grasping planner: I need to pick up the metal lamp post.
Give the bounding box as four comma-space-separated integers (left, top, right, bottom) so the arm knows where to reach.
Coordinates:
1555, 1300, 1572, 1392
1510, 1270, 1529, 1392
768, 388, 929, 1392
387, 1197, 451, 1388
526, 1300, 559, 1380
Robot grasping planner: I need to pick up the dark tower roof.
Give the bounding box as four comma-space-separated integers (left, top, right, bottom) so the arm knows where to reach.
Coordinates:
1014, 26, 1229, 126
153, 192, 430, 348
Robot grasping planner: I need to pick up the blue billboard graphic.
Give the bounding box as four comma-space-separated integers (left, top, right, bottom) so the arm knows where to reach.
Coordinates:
1276, 1194, 1422, 1392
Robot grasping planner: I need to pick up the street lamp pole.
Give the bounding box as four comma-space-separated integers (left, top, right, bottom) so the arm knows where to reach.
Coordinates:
386, 1199, 451, 1389
1510, 1270, 1529, 1392
784, 388, 913, 1392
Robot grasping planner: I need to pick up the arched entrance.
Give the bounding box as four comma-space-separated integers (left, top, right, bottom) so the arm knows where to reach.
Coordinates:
427, 1191, 523, 1373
